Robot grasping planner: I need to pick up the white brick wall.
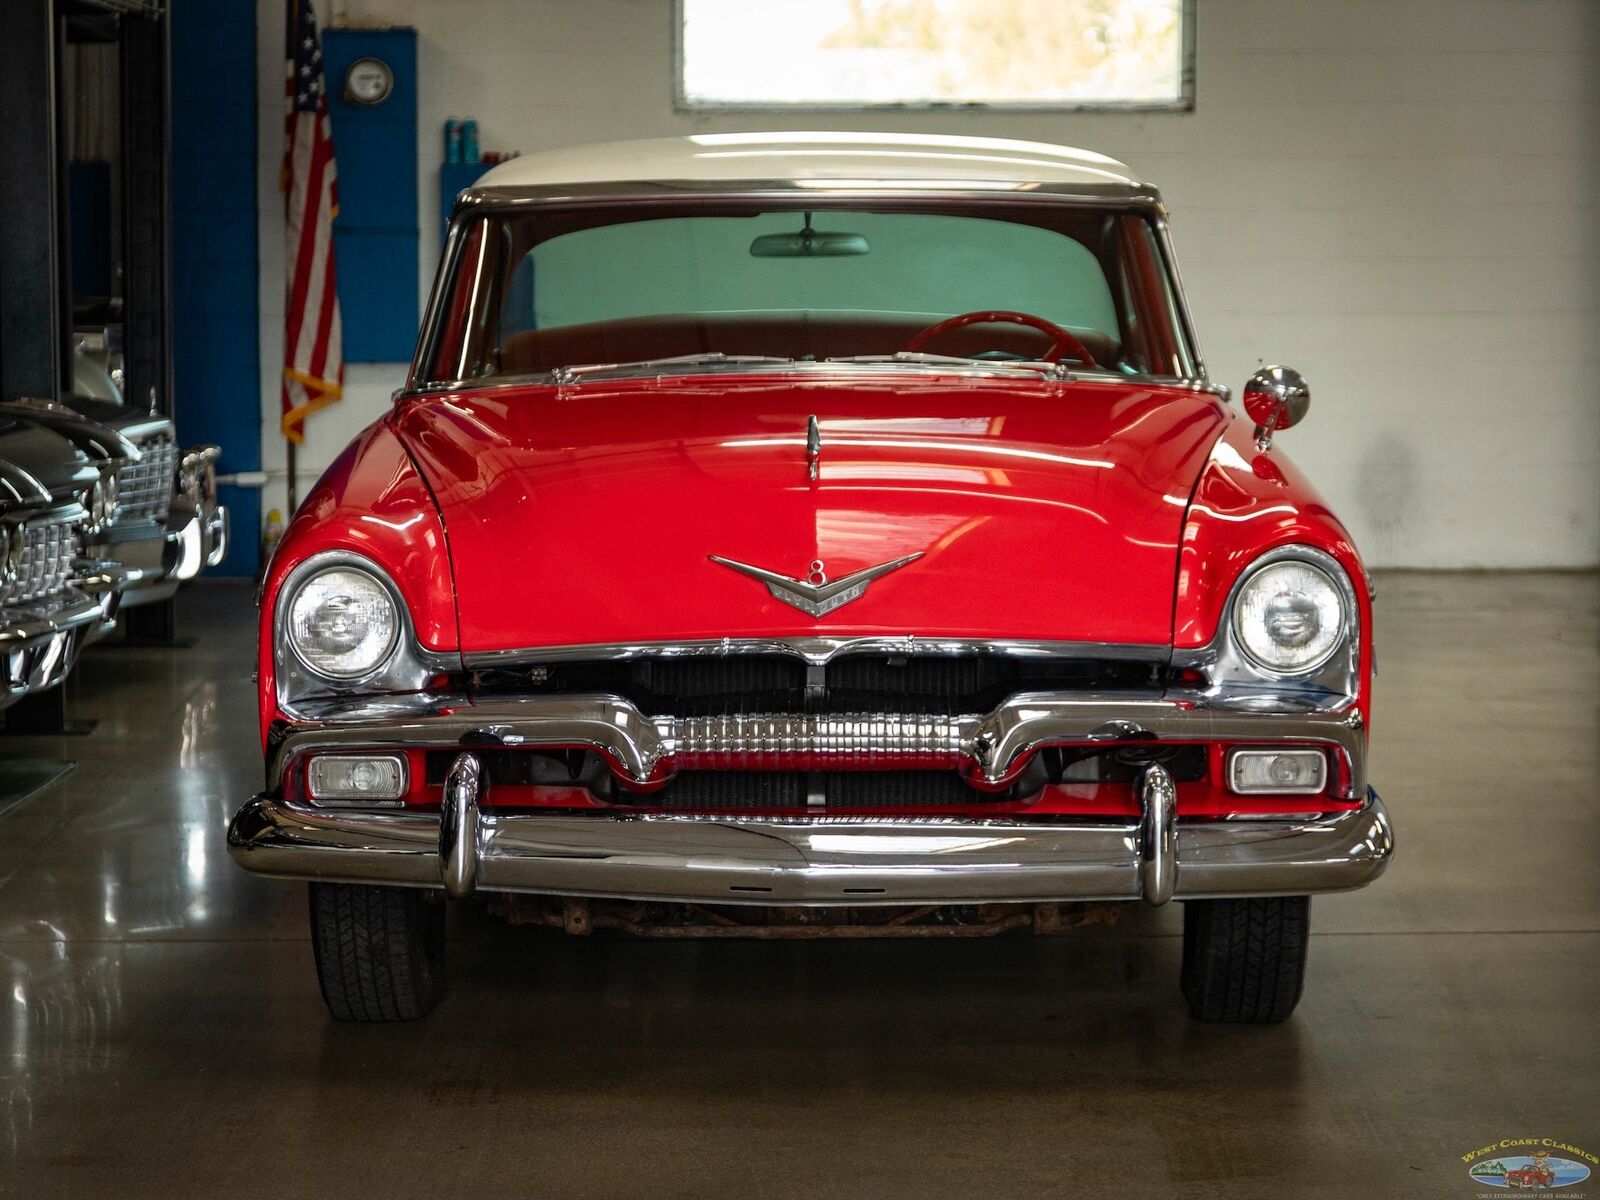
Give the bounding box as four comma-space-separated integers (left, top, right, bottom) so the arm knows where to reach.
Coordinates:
257, 0, 1599, 566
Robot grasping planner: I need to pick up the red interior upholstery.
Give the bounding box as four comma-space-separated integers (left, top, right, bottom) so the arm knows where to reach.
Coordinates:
498, 311, 1120, 374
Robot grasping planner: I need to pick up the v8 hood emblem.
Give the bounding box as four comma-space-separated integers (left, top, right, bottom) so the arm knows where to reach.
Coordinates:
708, 553, 923, 617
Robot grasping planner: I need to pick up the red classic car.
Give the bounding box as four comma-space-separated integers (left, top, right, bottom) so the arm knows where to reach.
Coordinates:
229, 133, 1392, 1023
1506, 1162, 1557, 1189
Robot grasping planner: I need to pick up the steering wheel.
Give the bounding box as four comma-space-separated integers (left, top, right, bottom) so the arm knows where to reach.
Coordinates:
905, 310, 1098, 367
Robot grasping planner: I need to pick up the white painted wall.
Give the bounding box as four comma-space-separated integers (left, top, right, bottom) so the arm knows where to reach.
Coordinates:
257, 0, 1600, 567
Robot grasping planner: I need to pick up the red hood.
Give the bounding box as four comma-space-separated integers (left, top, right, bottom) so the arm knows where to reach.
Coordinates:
394, 373, 1229, 652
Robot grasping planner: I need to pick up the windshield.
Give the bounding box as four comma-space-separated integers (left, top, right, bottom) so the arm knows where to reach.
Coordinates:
424, 202, 1195, 384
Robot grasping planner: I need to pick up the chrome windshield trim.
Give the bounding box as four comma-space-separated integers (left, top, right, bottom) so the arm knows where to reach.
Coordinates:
463, 636, 1170, 670
264, 690, 1367, 800
405, 360, 1201, 397
1153, 217, 1208, 385
409, 188, 1197, 392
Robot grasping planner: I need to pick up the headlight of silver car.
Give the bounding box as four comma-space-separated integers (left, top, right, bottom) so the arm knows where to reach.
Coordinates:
1233, 557, 1347, 674
285, 565, 400, 678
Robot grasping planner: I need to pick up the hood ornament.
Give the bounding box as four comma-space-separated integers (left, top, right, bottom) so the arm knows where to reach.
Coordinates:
806, 413, 821, 483
709, 552, 922, 617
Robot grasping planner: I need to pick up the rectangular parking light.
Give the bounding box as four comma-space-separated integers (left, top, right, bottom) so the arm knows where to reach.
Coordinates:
307, 754, 407, 804
1227, 748, 1327, 795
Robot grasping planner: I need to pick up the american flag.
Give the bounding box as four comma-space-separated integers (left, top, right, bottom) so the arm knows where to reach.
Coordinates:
280, 0, 342, 445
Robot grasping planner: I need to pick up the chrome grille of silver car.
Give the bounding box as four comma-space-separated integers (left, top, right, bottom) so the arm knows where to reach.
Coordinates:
1, 521, 81, 606
115, 431, 177, 522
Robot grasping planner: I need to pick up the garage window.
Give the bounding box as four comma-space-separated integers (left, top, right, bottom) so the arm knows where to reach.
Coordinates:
676, 0, 1193, 111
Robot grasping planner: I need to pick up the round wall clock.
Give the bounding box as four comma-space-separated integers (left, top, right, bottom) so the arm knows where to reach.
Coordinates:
343, 57, 394, 106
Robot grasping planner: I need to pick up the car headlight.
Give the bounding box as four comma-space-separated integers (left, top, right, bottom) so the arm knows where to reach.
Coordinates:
1233, 558, 1346, 673
284, 566, 400, 679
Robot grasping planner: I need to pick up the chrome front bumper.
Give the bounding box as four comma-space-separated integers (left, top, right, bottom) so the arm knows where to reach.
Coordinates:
0, 592, 106, 708
83, 503, 216, 607
227, 754, 1393, 906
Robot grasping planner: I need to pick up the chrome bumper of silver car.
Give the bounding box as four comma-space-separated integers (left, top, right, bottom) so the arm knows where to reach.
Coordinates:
227, 753, 1393, 907
0, 591, 106, 708
82, 503, 216, 607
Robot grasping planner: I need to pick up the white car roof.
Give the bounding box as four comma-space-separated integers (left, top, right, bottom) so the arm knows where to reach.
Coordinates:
473, 132, 1142, 192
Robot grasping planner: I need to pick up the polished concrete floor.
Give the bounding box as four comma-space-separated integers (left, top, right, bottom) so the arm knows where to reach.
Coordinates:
0, 573, 1596, 1198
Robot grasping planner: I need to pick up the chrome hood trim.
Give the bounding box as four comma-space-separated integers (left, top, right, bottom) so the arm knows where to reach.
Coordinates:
464, 635, 1168, 669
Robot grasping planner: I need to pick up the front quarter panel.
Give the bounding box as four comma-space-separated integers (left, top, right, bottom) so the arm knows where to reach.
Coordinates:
257, 419, 457, 748
1176, 418, 1375, 722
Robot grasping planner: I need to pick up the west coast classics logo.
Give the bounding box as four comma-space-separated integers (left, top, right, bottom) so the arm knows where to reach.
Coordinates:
1463, 1139, 1595, 1191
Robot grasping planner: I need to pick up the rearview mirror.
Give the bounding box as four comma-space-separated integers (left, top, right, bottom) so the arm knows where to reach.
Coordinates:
1243, 365, 1310, 449
750, 213, 869, 258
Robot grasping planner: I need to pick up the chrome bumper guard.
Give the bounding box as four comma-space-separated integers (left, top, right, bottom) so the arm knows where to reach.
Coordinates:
229, 751, 1393, 907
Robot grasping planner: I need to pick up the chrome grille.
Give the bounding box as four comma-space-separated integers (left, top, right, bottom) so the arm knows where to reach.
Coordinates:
1, 521, 81, 606
666, 712, 968, 771
114, 431, 177, 522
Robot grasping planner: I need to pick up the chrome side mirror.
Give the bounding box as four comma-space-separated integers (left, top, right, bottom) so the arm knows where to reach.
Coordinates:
1242, 366, 1310, 450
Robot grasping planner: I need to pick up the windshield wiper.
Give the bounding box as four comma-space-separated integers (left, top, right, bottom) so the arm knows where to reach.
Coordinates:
825, 352, 1067, 376
551, 353, 794, 383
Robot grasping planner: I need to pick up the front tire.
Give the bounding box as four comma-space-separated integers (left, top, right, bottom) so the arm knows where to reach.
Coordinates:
309, 883, 446, 1021
1180, 896, 1310, 1023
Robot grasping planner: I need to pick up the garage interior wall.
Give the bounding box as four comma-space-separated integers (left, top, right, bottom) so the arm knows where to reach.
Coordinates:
174, 0, 260, 576
253, 0, 1599, 570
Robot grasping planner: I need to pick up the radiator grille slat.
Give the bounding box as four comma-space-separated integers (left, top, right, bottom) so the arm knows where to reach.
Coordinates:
487, 653, 1159, 716
114, 431, 176, 523
668, 712, 966, 771
0, 522, 81, 606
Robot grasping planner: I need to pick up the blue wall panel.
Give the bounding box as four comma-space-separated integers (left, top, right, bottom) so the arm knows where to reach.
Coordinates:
323, 28, 419, 363
170, 0, 260, 576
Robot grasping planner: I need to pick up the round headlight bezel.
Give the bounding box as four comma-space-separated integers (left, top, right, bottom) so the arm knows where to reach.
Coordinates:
281, 557, 403, 682
1231, 554, 1350, 676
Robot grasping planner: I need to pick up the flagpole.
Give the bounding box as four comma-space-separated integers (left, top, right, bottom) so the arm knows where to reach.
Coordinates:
287, 440, 298, 512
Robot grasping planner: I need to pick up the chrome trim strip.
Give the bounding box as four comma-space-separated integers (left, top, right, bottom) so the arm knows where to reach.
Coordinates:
227, 789, 1393, 906
0, 398, 140, 462
262, 691, 1367, 799
457, 182, 1168, 211
463, 635, 1168, 670
0, 459, 54, 513
408, 216, 469, 392
1153, 217, 1208, 384
0, 591, 104, 646
409, 358, 1208, 397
